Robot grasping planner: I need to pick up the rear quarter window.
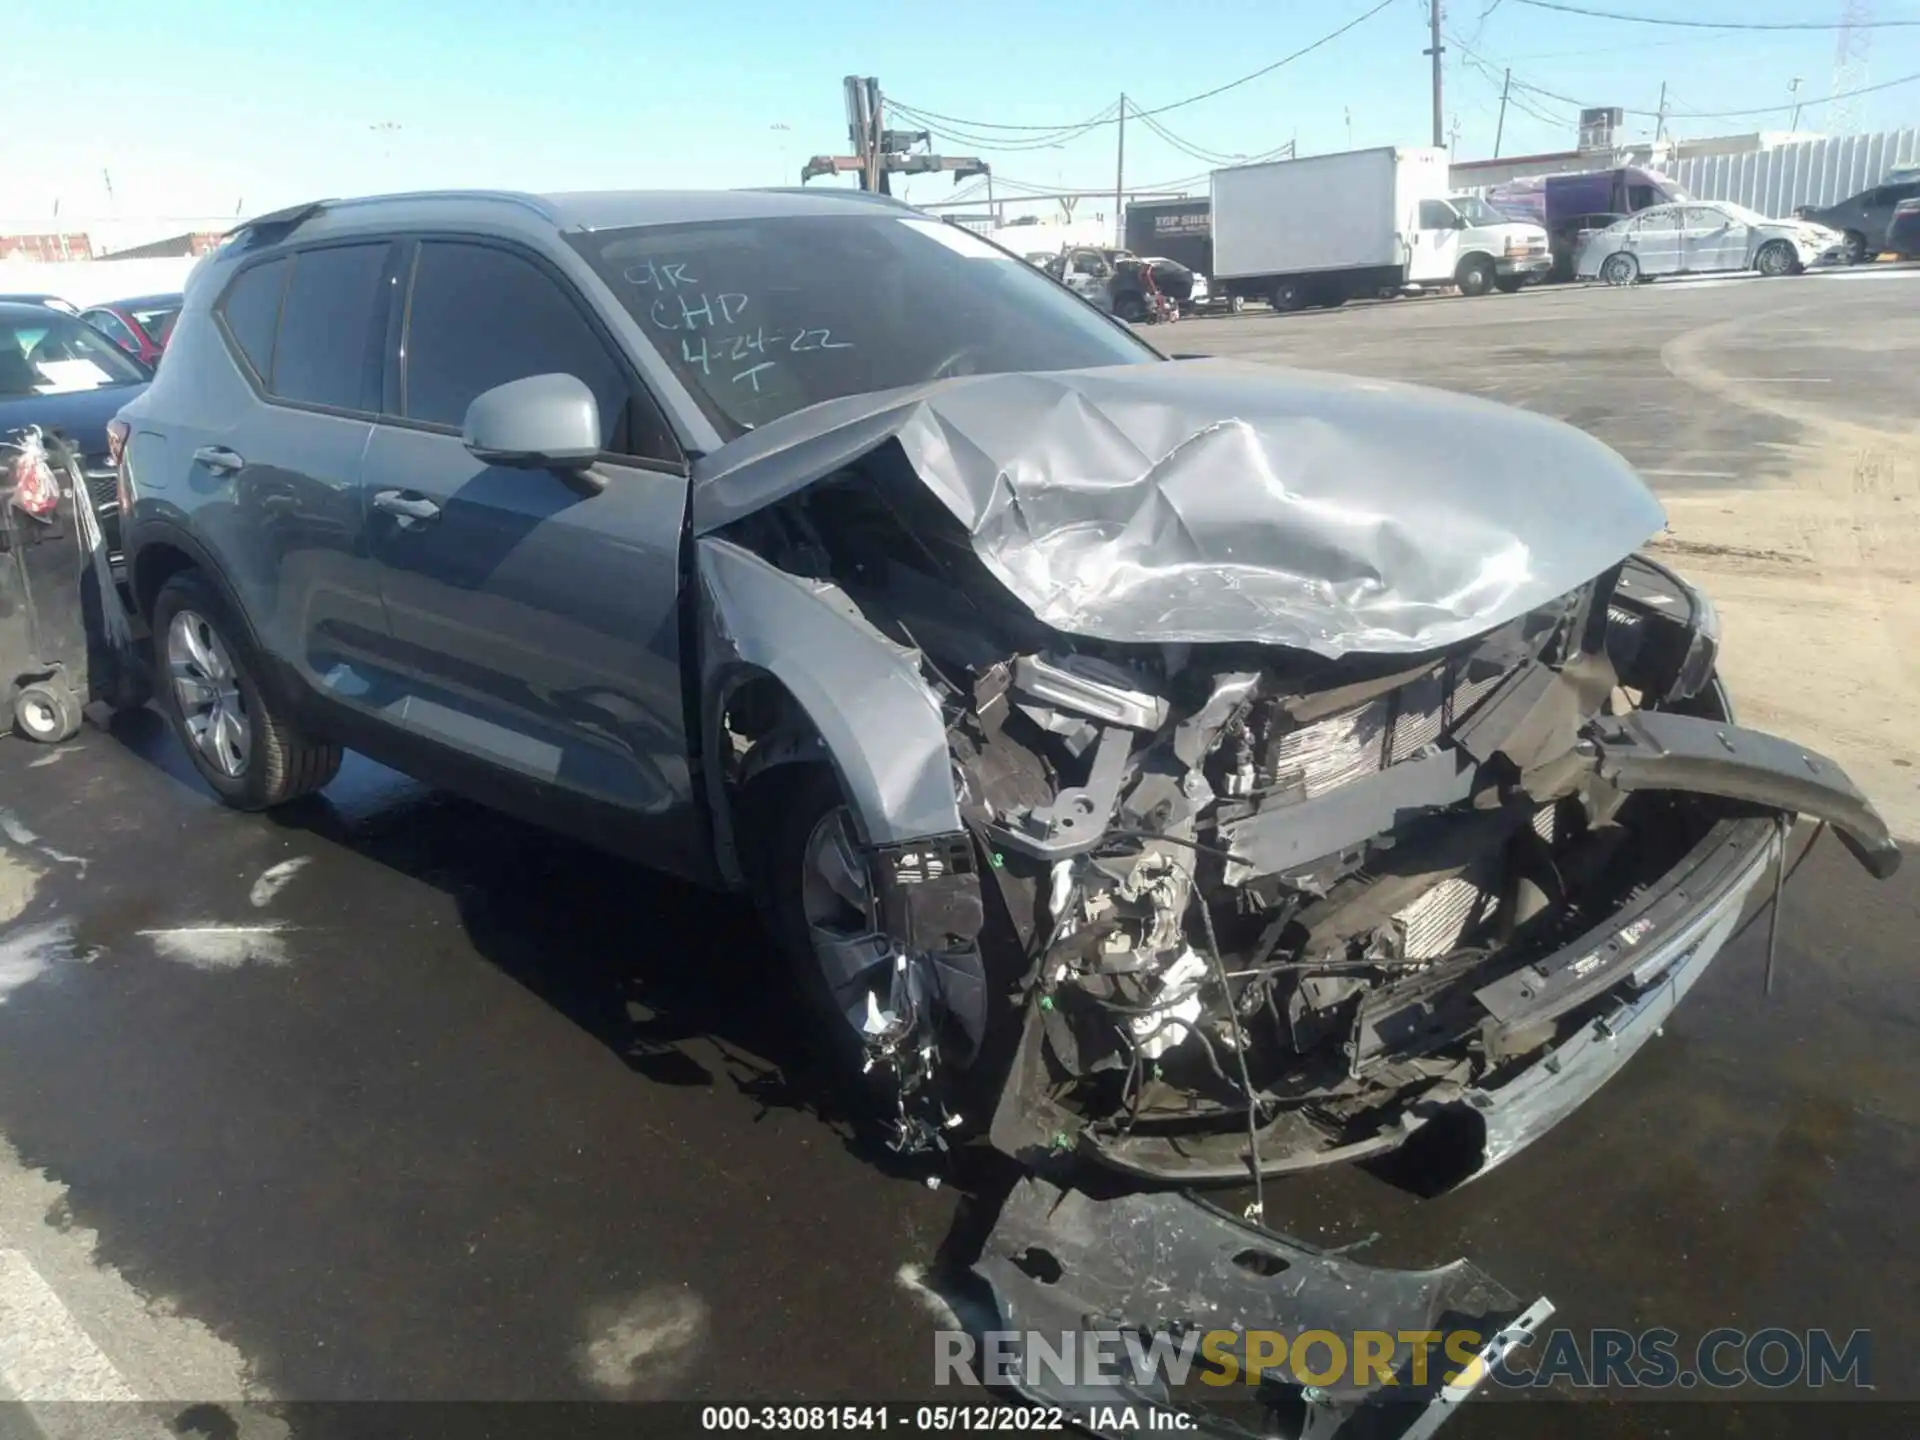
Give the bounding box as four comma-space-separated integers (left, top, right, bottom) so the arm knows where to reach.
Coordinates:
218, 259, 289, 384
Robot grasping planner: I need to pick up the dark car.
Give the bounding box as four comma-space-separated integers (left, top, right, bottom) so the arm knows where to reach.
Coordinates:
118, 185, 1897, 1248
80, 293, 183, 368
0, 301, 149, 559
0, 293, 79, 315
1886, 196, 1920, 259
1796, 176, 1920, 264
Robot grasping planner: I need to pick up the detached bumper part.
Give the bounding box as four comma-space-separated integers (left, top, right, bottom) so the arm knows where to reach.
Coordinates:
972, 1179, 1551, 1438
1584, 709, 1900, 880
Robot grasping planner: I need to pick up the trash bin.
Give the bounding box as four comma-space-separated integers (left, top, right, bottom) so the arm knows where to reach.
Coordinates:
1, 425, 146, 743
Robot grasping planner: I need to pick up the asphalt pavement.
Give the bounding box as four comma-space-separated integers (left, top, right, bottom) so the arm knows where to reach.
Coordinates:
1, 266, 1916, 1437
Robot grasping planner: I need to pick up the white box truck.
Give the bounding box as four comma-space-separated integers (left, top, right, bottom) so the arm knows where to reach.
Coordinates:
1212, 146, 1550, 310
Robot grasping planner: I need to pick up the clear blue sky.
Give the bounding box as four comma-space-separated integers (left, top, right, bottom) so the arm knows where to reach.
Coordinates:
6, 0, 1918, 221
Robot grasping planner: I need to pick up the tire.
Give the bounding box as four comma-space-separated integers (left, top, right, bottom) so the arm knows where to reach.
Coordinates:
1494, 275, 1526, 294
1115, 294, 1148, 323
760, 766, 900, 1119
1227, 294, 1246, 314
1600, 252, 1639, 287
1456, 255, 1496, 297
1843, 231, 1870, 266
13, 682, 82, 744
151, 569, 341, 810
1756, 240, 1799, 277
1270, 280, 1305, 312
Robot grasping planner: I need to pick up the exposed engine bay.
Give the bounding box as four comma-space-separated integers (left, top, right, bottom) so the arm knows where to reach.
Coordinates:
708, 444, 1900, 1184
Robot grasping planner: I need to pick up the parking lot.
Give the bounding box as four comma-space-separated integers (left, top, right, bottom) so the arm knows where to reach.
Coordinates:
2, 268, 1917, 1434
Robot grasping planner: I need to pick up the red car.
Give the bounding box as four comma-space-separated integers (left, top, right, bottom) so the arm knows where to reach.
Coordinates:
79, 293, 182, 367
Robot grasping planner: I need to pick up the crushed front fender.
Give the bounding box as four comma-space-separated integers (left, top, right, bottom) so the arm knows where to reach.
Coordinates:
970, 1178, 1551, 1438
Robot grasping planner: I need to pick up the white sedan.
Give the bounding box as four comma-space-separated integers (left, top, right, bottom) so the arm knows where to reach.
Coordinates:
1575, 201, 1844, 285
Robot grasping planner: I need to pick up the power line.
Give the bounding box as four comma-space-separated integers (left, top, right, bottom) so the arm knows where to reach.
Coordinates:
885, 99, 1122, 151
889, 0, 1396, 132
1510, 0, 1920, 30
1457, 27, 1920, 120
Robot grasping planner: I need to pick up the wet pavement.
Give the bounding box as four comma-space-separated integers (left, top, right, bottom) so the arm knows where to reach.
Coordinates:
0, 272, 1916, 1435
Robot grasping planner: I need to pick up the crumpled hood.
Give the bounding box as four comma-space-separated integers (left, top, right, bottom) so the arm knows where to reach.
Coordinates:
691, 359, 1666, 657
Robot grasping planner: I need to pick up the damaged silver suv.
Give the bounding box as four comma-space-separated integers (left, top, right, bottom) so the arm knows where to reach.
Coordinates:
119, 188, 1898, 1191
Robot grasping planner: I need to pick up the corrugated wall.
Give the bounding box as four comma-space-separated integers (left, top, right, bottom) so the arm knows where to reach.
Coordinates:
1668, 129, 1920, 214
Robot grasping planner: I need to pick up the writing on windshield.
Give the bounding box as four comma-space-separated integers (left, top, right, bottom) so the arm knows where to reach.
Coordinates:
622, 255, 852, 397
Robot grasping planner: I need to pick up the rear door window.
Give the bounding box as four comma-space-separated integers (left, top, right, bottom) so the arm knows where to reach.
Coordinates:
217, 258, 289, 383
270, 243, 390, 411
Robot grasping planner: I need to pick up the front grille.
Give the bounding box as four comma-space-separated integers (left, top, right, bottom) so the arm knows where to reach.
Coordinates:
84, 467, 117, 518
77, 460, 122, 558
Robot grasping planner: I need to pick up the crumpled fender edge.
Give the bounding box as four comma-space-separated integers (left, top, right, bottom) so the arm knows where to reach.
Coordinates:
695, 537, 962, 882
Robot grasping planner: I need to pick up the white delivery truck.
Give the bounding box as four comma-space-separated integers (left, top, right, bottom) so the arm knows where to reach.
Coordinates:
1212, 146, 1550, 310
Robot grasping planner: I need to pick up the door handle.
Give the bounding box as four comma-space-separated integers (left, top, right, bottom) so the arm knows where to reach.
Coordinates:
193, 445, 244, 475
372, 490, 441, 524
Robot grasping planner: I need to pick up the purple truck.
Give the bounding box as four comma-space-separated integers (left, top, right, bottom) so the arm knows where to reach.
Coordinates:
1487, 166, 1689, 280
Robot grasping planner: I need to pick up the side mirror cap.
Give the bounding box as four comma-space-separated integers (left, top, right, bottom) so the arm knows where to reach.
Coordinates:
462, 373, 600, 471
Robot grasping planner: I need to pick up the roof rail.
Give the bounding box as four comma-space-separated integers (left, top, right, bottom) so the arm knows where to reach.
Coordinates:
741, 185, 915, 208
325, 189, 561, 223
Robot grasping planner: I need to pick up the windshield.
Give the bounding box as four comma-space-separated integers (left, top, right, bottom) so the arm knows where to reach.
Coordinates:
569, 213, 1157, 436
0, 312, 147, 396
1450, 196, 1509, 226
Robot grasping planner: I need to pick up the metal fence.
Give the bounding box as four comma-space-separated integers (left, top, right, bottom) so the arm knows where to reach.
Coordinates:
1667, 128, 1920, 215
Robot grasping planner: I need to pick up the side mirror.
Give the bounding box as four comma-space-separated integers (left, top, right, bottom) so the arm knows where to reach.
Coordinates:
1453, 213, 1470, 229
462, 373, 600, 471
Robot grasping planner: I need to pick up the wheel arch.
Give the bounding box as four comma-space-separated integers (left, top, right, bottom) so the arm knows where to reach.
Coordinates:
696, 538, 963, 891
129, 521, 297, 715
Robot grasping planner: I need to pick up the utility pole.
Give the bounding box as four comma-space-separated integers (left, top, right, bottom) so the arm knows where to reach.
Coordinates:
1653, 81, 1668, 145
1494, 68, 1511, 158
1426, 0, 1445, 148
1114, 94, 1126, 248
1787, 76, 1806, 130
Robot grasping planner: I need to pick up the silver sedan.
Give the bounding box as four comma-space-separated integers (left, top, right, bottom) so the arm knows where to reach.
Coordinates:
1576, 200, 1844, 284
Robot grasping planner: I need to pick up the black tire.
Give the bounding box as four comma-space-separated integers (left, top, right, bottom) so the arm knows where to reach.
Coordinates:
759, 766, 895, 1117
1494, 275, 1526, 294
1270, 280, 1305, 312
13, 682, 82, 744
1756, 240, 1799, 277
1843, 231, 1871, 266
1115, 293, 1148, 323
1226, 294, 1246, 314
150, 569, 341, 810
1456, 255, 1496, 297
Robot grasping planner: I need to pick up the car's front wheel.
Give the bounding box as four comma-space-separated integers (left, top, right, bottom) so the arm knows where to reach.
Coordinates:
1755, 239, 1799, 277
1456, 256, 1496, 296
1842, 230, 1871, 265
151, 570, 341, 810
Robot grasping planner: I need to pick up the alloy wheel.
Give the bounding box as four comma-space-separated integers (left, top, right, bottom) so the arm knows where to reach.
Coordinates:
167, 609, 250, 777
